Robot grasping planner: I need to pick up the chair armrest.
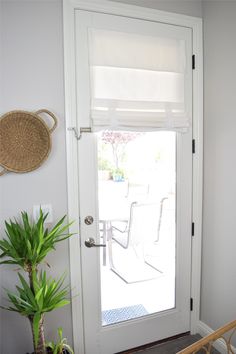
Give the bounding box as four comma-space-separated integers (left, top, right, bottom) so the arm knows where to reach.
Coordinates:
111, 220, 129, 233
176, 320, 236, 354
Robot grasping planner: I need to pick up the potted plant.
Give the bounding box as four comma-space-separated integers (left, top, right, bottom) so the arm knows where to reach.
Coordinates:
46, 327, 74, 354
98, 157, 112, 180
0, 210, 74, 354
112, 168, 125, 182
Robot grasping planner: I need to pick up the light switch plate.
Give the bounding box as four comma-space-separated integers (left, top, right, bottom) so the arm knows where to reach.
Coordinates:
33, 204, 53, 223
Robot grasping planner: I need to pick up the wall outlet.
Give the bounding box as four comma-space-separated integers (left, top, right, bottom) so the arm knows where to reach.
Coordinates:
33, 204, 53, 223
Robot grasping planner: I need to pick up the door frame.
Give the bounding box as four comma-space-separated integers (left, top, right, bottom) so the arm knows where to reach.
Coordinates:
63, 1, 203, 353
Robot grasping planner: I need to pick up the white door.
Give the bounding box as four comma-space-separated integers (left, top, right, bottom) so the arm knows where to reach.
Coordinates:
75, 9, 192, 354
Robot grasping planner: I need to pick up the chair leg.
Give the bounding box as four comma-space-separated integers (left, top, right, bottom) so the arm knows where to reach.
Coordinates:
155, 197, 168, 243
102, 221, 107, 266
107, 222, 115, 269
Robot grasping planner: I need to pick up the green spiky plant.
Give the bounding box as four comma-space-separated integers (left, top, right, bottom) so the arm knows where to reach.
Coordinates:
46, 327, 74, 354
0, 210, 74, 354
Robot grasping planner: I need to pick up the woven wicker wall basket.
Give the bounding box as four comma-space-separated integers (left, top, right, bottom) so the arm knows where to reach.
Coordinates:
0, 109, 57, 176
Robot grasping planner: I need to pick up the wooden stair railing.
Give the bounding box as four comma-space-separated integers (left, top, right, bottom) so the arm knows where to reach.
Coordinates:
176, 320, 236, 354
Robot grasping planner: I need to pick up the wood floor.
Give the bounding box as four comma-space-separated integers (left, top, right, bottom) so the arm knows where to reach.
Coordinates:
117, 333, 220, 353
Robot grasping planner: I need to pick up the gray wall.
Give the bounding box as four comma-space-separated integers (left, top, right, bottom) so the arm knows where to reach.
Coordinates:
0, 2, 71, 354
113, 0, 202, 17
0, 0, 202, 353
201, 0, 236, 329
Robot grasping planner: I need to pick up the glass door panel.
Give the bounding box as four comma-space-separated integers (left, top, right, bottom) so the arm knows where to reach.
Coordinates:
97, 131, 176, 326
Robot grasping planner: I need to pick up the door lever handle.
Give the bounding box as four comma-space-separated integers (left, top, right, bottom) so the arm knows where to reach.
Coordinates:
84, 237, 106, 248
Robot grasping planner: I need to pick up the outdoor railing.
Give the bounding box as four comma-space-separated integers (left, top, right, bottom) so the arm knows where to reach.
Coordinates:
177, 320, 236, 354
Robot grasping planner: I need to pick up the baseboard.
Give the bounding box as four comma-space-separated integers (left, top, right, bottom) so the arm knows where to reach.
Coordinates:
197, 320, 236, 354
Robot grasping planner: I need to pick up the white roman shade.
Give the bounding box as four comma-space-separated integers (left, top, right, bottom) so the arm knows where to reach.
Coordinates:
88, 28, 191, 131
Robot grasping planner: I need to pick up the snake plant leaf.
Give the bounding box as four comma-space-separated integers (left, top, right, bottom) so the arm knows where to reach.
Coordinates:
46, 327, 74, 354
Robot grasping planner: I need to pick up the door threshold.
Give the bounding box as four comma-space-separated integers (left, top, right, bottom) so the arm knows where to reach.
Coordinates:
116, 332, 190, 354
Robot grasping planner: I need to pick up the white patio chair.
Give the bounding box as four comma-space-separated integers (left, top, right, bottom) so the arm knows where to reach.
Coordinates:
108, 199, 168, 283
111, 197, 167, 249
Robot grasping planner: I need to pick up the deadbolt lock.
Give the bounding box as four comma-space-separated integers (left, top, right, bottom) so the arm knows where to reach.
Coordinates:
84, 215, 94, 225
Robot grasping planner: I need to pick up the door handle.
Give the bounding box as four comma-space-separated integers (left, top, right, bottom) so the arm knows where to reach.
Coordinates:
84, 237, 106, 248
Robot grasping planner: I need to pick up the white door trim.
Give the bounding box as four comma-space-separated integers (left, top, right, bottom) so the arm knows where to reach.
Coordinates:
63, 1, 203, 353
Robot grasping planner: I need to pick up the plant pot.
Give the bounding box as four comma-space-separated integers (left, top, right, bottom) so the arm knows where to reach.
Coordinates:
112, 173, 124, 182
27, 348, 70, 354
98, 170, 111, 180
47, 349, 70, 354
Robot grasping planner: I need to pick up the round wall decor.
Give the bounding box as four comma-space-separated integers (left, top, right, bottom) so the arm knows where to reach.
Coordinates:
0, 109, 57, 176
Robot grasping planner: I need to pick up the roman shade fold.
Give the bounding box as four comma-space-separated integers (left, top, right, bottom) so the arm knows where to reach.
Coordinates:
88, 28, 191, 131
